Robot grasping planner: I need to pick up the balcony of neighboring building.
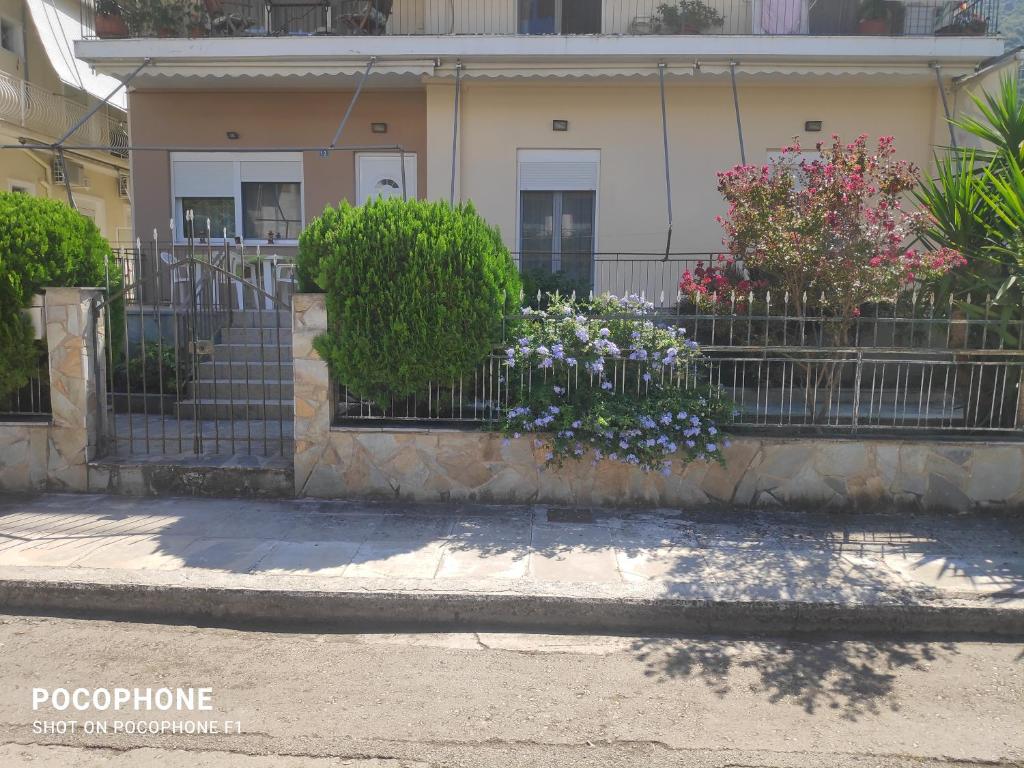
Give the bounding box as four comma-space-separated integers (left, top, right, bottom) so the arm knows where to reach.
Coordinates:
0, 69, 128, 157
81, 0, 1001, 39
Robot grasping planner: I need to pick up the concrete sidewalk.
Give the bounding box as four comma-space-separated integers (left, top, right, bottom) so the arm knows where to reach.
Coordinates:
0, 493, 1022, 636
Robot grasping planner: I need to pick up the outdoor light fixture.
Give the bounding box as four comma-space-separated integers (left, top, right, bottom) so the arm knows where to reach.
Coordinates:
371, 122, 389, 134
804, 120, 823, 132
226, 131, 240, 140
552, 119, 569, 132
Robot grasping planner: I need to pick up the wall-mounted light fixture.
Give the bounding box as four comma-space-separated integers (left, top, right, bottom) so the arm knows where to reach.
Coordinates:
371, 122, 389, 134
226, 131, 240, 140
804, 120, 823, 132
552, 119, 569, 132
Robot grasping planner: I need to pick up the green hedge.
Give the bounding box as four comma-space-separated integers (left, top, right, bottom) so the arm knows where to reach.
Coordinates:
299, 198, 521, 404
0, 193, 120, 399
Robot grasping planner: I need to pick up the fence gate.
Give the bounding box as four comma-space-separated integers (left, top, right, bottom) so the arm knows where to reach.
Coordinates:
96, 245, 294, 460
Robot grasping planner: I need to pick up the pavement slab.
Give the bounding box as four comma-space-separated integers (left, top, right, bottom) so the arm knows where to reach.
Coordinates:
0, 493, 1022, 636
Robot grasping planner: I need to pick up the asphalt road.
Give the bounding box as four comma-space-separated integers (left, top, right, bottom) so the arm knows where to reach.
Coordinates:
0, 615, 1022, 767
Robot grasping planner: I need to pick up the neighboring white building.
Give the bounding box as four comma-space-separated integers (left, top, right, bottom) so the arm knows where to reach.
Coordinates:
0, 0, 131, 241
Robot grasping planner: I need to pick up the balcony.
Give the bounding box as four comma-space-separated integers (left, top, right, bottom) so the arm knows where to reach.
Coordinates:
82, 0, 1001, 39
0, 70, 128, 155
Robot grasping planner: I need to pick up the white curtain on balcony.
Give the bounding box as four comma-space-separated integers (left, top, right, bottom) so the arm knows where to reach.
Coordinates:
25, 0, 127, 108
753, 0, 808, 34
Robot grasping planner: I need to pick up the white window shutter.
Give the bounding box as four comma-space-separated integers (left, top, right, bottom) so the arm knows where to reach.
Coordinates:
518, 150, 600, 191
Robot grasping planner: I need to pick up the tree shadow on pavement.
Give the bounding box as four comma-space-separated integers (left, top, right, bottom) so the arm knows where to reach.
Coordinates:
631, 636, 961, 721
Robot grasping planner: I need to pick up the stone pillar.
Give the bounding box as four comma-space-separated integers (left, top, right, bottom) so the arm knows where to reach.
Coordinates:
44, 287, 107, 491
293, 293, 332, 496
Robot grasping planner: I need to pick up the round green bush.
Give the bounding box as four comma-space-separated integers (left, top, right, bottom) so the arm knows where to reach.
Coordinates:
300, 198, 521, 404
0, 192, 119, 398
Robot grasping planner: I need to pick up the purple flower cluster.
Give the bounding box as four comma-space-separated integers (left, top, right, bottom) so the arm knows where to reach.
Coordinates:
500, 293, 729, 473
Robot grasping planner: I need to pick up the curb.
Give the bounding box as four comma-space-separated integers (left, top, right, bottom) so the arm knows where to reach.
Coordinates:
2, 578, 1023, 638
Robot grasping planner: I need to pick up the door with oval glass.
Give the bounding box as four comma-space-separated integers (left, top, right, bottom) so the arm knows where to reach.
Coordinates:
356, 153, 417, 205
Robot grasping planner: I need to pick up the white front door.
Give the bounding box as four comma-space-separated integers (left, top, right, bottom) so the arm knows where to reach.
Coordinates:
356, 153, 417, 205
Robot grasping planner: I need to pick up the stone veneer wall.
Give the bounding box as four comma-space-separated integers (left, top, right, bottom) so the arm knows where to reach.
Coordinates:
0, 288, 107, 493
292, 294, 1024, 512
299, 428, 1024, 511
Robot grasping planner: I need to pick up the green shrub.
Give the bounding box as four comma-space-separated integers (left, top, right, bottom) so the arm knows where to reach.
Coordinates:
520, 268, 592, 309
112, 345, 189, 395
295, 204, 343, 293
301, 198, 521, 404
0, 193, 121, 398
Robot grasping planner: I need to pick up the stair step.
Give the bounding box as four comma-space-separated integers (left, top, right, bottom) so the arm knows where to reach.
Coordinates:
177, 400, 293, 420
198, 360, 293, 378
189, 379, 294, 400
226, 310, 292, 328
219, 326, 292, 344
207, 343, 293, 363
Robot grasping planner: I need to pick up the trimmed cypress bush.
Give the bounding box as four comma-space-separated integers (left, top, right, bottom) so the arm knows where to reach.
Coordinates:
300, 198, 521, 404
0, 193, 120, 399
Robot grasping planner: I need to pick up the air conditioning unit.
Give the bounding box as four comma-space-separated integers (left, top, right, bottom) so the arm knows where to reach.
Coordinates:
117, 174, 130, 199
51, 158, 89, 188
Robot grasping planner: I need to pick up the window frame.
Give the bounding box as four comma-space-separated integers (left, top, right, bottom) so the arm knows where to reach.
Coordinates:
517, 0, 601, 34
8, 179, 36, 195
170, 152, 304, 245
0, 17, 22, 58
241, 180, 304, 241
516, 148, 601, 267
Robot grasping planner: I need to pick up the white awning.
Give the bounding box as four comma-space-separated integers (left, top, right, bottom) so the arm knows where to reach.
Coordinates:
26, 0, 127, 110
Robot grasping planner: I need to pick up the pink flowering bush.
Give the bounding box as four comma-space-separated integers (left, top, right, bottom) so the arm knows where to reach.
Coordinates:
678, 254, 766, 310
716, 134, 964, 328
502, 294, 730, 474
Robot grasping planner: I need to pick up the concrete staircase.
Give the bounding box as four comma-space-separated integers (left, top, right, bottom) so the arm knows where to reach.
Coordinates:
178, 310, 294, 421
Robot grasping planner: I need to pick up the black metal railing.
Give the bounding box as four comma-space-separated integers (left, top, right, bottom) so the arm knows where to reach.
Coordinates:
332, 292, 1024, 435
0, 348, 51, 419
83, 0, 1000, 39
97, 240, 295, 459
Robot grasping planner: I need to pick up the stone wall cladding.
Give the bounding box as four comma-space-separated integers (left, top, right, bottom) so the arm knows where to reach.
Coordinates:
0, 422, 50, 492
307, 430, 1024, 511
287, 295, 1024, 511
292, 293, 334, 497
0, 288, 106, 494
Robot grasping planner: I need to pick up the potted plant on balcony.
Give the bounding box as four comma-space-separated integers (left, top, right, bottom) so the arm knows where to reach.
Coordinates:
656, 1, 724, 34
187, 2, 210, 37
95, 0, 129, 38
154, 0, 188, 36
857, 0, 891, 35
935, 2, 989, 36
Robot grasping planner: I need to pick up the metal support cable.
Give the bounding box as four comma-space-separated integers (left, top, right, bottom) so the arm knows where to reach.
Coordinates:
933, 63, 959, 151
658, 62, 673, 261
399, 145, 408, 201
450, 62, 463, 206
55, 146, 75, 209
56, 58, 150, 146
729, 61, 747, 165
329, 58, 376, 150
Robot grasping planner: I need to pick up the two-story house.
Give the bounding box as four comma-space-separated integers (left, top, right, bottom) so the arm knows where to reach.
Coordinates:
73, 0, 1017, 300
0, 0, 132, 240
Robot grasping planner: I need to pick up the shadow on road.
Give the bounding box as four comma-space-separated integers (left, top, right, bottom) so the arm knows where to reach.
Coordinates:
632, 637, 963, 721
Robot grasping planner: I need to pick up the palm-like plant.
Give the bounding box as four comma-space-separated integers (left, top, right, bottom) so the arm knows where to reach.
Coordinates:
916, 75, 1024, 311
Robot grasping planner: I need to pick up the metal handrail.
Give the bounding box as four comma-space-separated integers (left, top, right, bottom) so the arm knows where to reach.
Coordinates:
0, 70, 126, 149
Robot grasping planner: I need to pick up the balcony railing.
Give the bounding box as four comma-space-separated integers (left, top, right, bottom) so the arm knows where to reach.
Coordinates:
0, 70, 128, 154
82, 0, 1000, 39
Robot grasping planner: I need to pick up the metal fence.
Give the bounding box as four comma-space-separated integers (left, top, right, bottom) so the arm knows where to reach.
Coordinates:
514, 252, 704, 308
332, 293, 1024, 436
0, 349, 51, 419
83, 0, 1000, 39
96, 240, 295, 459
